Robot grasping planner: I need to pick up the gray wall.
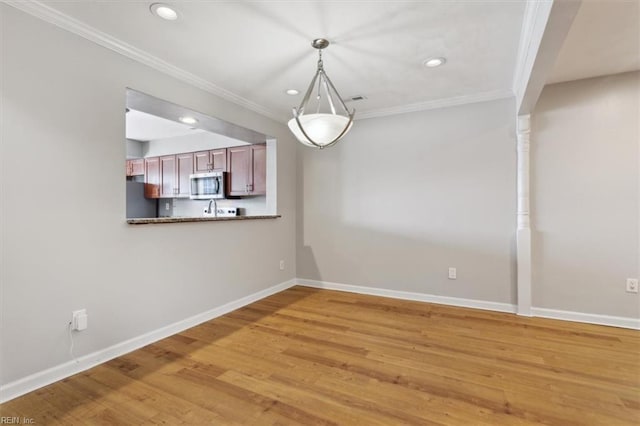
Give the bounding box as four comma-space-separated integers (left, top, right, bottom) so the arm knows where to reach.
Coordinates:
125, 139, 144, 159
297, 98, 517, 304
0, 5, 296, 385
532, 72, 640, 318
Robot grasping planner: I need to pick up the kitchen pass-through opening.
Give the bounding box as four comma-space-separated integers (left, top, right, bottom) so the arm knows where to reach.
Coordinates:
125, 89, 277, 221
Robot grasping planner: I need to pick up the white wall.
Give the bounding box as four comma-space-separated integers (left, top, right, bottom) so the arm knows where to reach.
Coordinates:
0, 5, 296, 386
532, 72, 639, 318
297, 98, 517, 304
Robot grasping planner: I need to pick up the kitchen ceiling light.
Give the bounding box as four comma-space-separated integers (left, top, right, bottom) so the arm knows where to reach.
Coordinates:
288, 38, 355, 149
150, 3, 178, 21
424, 57, 446, 68
178, 116, 198, 125
285, 89, 300, 96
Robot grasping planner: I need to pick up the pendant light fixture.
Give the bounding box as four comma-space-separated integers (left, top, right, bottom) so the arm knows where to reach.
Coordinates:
288, 38, 355, 149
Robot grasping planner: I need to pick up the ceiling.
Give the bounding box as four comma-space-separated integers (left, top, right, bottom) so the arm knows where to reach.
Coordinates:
11, 1, 637, 120
28, 1, 526, 120
548, 0, 640, 84
126, 109, 204, 141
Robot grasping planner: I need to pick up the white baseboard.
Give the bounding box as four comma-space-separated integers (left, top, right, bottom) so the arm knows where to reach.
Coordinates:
531, 307, 640, 330
0, 279, 296, 404
3, 278, 637, 403
296, 279, 517, 313
297, 278, 640, 330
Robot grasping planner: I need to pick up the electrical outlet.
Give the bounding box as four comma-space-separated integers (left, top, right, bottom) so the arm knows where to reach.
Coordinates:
279, 260, 285, 271
626, 278, 639, 293
72, 309, 88, 331
448, 267, 457, 280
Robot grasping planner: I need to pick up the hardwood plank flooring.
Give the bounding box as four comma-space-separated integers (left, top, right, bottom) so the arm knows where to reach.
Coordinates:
1, 286, 639, 425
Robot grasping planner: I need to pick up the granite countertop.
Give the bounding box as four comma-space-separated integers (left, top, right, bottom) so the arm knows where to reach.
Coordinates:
127, 215, 281, 225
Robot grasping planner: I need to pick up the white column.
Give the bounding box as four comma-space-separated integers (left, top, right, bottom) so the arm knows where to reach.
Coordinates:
517, 114, 532, 316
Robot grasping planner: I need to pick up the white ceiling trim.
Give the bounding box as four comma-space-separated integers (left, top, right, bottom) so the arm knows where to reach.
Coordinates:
6, 0, 518, 124
516, 0, 581, 114
511, 0, 555, 113
4, 0, 282, 122
512, 0, 548, 98
357, 89, 514, 120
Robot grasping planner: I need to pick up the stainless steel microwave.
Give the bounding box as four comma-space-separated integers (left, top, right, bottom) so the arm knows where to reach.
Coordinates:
189, 171, 226, 199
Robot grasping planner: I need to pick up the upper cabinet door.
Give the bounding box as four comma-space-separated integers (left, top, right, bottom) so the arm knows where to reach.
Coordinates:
159, 155, 177, 198
250, 144, 266, 195
194, 149, 227, 172
144, 157, 160, 198
176, 153, 194, 198
227, 144, 266, 197
211, 149, 227, 172
130, 158, 145, 176
227, 146, 251, 196
193, 151, 211, 173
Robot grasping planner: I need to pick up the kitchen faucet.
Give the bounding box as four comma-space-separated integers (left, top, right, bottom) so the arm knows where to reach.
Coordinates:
206, 199, 217, 217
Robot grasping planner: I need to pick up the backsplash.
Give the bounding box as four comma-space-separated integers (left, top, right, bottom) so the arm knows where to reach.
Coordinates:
172, 196, 267, 218
157, 199, 174, 217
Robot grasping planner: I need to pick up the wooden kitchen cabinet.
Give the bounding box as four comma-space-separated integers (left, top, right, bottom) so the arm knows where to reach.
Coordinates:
144, 157, 160, 198
226, 144, 266, 197
251, 144, 266, 195
126, 158, 145, 176
159, 154, 193, 198
176, 153, 194, 197
194, 149, 227, 173
211, 149, 227, 172
159, 155, 176, 198
194, 151, 210, 173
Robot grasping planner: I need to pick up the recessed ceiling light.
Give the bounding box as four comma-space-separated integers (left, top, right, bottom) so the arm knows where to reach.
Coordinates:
424, 57, 446, 68
286, 89, 299, 95
179, 116, 198, 125
150, 3, 178, 21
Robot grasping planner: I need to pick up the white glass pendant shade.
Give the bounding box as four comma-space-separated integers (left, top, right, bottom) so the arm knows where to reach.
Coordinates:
288, 39, 355, 149
288, 114, 352, 148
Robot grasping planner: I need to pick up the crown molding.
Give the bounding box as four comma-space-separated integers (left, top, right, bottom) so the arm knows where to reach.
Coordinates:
4, 0, 282, 122
356, 89, 514, 120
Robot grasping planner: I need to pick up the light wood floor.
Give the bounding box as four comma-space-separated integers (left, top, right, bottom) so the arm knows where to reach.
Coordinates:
2, 286, 639, 425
